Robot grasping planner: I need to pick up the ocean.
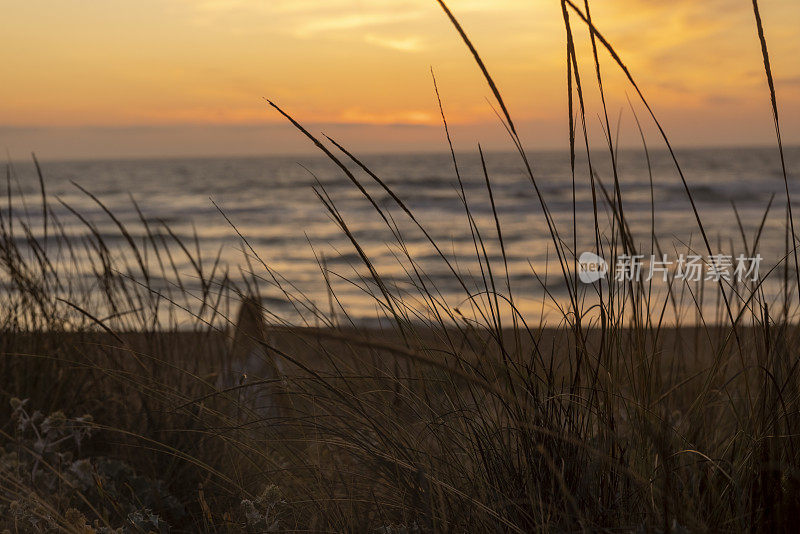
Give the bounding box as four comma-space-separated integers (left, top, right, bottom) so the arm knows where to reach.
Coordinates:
3, 146, 799, 326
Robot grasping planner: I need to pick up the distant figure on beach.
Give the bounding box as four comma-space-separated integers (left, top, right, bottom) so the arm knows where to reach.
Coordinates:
219, 295, 287, 420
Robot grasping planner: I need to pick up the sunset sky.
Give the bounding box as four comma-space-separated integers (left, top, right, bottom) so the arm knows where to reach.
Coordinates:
1, 0, 798, 159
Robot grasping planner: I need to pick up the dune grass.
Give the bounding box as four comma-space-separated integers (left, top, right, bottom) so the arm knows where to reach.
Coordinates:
2, 0, 799, 532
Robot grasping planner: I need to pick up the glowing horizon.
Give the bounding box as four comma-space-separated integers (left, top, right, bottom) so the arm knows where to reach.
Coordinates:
1, 0, 798, 159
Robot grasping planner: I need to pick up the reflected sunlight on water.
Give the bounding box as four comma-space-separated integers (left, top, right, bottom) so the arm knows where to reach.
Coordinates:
4, 146, 799, 326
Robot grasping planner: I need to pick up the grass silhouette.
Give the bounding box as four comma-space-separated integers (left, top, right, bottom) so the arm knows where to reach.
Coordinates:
1, 0, 799, 532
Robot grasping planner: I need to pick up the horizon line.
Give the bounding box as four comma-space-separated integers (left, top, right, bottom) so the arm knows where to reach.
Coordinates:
6, 143, 798, 165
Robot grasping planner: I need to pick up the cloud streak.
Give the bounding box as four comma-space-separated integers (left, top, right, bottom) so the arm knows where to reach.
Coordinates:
363, 33, 424, 52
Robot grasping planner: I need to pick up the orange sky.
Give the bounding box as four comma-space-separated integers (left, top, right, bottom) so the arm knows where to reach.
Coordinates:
1, 0, 798, 159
